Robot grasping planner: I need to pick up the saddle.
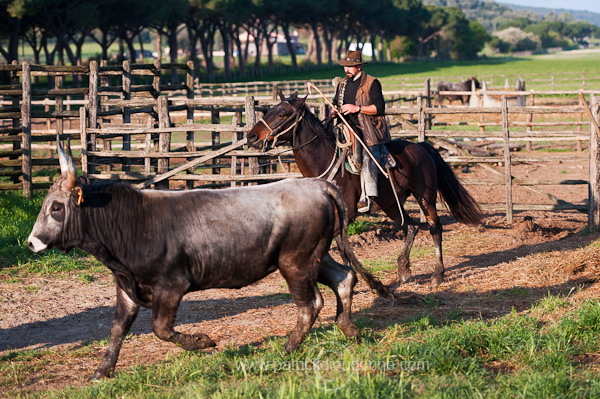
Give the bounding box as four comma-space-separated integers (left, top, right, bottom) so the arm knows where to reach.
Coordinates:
339, 143, 397, 175
334, 125, 397, 176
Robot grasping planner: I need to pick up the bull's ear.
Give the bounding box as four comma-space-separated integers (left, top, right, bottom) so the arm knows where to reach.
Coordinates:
71, 176, 89, 206
278, 90, 285, 101
71, 185, 85, 206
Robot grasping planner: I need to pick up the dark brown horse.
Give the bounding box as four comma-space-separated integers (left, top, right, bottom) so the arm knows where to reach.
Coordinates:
247, 92, 483, 286
436, 77, 480, 106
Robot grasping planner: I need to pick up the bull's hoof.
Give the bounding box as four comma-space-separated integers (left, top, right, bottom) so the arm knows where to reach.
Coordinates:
284, 339, 301, 353
178, 333, 216, 351
89, 368, 112, 381
338, 322, 361, 340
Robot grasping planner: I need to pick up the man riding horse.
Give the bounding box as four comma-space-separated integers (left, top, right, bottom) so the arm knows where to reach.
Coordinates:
331, 50, 390, 213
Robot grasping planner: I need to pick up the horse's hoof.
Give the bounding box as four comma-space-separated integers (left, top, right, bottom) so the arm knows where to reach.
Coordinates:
399, 270, 412, 283
430, 274, 444, 287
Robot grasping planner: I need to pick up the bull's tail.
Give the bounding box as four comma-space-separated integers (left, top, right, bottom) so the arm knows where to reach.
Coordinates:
418, 141, 483, 225
323, 182, 392, 298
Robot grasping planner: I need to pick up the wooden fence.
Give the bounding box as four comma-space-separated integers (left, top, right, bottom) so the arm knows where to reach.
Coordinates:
1, 62, 600, 229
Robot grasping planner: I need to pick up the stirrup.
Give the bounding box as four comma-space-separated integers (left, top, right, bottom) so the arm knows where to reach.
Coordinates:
357, 198, 371, 213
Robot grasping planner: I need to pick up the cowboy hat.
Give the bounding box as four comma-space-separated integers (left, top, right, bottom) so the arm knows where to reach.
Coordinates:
338, 50, 367, 67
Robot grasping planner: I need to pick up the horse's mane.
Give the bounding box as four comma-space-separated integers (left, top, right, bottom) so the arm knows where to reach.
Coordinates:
296, 102, 337, 151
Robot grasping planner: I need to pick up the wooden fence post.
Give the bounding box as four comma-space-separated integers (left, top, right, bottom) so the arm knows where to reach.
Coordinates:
246, 96, 258, 176
589, 94, 600, 232
157, 96, 171, 186
122, 60, 131, 172
88, 60, 98, 129
7, 61, 22, 188
417, 96, 426, 142
424, 79, 432, 131
87, 60, 98, 175
186, 60, 195, 189
55, 61, 64, 143
211, 106, 221, 175
21, 61, 32, 198
79, 106, 88, 176
231, 111, 241, 187
502, 96, 513, 224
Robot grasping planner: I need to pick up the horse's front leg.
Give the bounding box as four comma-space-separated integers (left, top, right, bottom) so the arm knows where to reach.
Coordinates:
417, 196, 445, 287
398, 221, 418, 283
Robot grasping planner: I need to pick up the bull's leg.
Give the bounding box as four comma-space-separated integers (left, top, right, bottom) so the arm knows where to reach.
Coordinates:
91, 286, 140, 380
151, 288, 216, 351
283, 277, 324, 353
318, 254, 360, 339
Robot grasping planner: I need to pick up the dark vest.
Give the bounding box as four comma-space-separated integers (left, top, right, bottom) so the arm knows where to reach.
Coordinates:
336, 73, 390, 146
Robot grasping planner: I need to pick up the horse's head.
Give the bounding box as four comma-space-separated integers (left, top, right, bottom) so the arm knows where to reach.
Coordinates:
247, 91, 306, 151
470, 77, 481, 90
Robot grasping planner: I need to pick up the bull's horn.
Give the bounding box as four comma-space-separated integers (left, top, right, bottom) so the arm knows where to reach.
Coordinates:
56, 134, 77, 178
57, 134, 70, 174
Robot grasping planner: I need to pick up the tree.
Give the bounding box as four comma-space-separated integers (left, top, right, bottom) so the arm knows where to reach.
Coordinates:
418, 6, 446, 59
151, 0, 189, 65
9, 0, 95, 65
563, 21, 600, 45
493, 26, 540, 53
380, 0, 429, 59
111, 0, 159, 63
524, 21, 567, 48
301, 0, 330, 65
276, 0, 308, 68
0, 0, 24, 63
88, 0, 123, 61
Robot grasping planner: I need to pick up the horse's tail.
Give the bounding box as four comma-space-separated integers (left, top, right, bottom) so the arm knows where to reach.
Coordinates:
418, 142, 483, 225
323, 181, 392, 298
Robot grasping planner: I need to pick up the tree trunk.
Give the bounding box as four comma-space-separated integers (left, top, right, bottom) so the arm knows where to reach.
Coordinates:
310, 22, 323, 66
281, 24, 297, 68
219, 26, 232, 80
252, 32, 263, 71
370, 34, 377, 62
198, 26, 216, 81
233, 35, 246, 79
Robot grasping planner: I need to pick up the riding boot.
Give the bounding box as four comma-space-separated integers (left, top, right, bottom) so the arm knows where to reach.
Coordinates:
358, 145, 381, 213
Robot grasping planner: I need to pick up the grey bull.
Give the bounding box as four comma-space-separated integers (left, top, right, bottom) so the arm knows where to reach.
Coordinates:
27, 139, 375, 379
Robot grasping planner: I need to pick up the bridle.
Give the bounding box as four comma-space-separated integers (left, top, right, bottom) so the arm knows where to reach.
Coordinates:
256, 102, 307, 151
